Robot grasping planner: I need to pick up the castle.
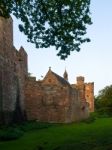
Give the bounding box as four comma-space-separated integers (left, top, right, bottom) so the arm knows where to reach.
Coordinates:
0, 17, 94, 124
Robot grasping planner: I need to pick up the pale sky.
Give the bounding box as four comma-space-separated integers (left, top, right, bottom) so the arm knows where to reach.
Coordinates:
12, 0, 112, 96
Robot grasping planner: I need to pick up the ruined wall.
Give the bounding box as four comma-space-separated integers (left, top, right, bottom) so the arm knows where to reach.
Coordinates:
25, 76, 89, 123
24, 77, 43, 120
73, 76, 94, 112
0, 17, 15, 123
0, 16, 93, 124
0, 56, 3, 122
75, 76, 85, 101
25, 77, 71, 123
0, 17, 13, 53
85, 83, 94, 112
0, 17, 27, 124
67, 86, 89, 122
24, 69, 90, 123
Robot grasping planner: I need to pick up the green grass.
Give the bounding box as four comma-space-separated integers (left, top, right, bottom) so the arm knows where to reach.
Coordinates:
0, 118, 112, 150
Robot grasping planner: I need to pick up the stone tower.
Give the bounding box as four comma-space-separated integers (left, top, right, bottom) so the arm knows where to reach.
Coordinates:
0, 16, 14, 123
0, 17, 13, 56
76, 76, 85, 101
85, 83, 94, 112
0, 17, 27, 124
76, 76, 84, 85
75, 76, 94, 112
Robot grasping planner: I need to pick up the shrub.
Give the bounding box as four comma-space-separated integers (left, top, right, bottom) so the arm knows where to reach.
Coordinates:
19, 121, 53, 132
96, 107, 112, 117
0, 121, 53, 141
83, 113, 96, 123
0, 128, 24, 141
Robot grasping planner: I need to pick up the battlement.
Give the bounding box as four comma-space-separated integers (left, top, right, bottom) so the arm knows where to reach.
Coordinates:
77, 76, 84, 81
85, 83, 94, 92
74, 77, 94, 112
85, 82, 94, 85
76, 76, 85, 85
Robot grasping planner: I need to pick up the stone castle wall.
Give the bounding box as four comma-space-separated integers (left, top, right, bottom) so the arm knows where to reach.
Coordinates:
72, 76, 94, 112
24, 72, 89, 123
85, 83, 94, 112
24, 77, 73, 123
0, 17, 27, 124
0, 16, 94, 124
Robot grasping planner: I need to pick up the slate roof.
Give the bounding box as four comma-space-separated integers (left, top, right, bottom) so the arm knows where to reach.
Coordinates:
51, 71, 71, 87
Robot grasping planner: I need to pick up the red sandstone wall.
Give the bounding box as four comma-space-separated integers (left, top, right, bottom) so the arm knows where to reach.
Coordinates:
85, 83, 94, 112
72, 77, 94, 112
0, 16, 91, 124
24, 78, 43, 120
0, 17, 27, 124
0, 17, 13, 58
25, 77, 89, 123
25, 77, 70, 122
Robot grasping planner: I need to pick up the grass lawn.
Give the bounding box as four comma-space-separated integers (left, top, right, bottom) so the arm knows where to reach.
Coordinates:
0, 118, 112, 150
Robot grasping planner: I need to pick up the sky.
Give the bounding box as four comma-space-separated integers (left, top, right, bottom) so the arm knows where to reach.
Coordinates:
12, 0, 112, 96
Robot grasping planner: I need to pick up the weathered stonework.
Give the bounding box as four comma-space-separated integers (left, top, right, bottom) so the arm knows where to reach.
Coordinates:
72, 76, 94, 112
24, 68, 92, 123
0, 17, 27, 124
0, 17, 94, 124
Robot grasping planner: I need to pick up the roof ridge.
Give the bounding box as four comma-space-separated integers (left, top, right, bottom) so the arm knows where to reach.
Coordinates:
51, 71, 70, 87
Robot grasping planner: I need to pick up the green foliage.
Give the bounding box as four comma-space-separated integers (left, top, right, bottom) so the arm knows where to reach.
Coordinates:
0, 128, 24, 141
18, 121, 53, 131
82, 112, 96, 123
0, 0, 13, 18
0, 121, 53, 141
95, 85, 112, 116
0, 0, 92, 59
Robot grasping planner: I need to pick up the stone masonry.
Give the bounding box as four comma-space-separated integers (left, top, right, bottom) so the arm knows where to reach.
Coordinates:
0, 17, 27, 124
24, 68, 94, 123
0, 17, 94, 124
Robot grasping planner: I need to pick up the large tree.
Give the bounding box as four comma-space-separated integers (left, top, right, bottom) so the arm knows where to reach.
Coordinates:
0, 0, 92, 59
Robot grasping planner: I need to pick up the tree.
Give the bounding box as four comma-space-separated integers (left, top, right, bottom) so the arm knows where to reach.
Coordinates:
0, 0, 92, 59
95, 85, 112, 116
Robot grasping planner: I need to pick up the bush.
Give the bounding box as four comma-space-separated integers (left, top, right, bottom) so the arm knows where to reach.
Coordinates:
0, 128, 24, 141
96, 107, 112, 117
83, 113, 96, 123
0, 121, 54, 141
95, 85, 112, 117
19, 121, 53, 132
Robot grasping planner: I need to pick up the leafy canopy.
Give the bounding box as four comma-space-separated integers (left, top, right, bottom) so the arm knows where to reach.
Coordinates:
0, 0, 92, 59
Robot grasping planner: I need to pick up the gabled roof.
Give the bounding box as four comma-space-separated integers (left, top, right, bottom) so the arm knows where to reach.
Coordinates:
43, 67, 71, 87
51, 71, 70, 87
